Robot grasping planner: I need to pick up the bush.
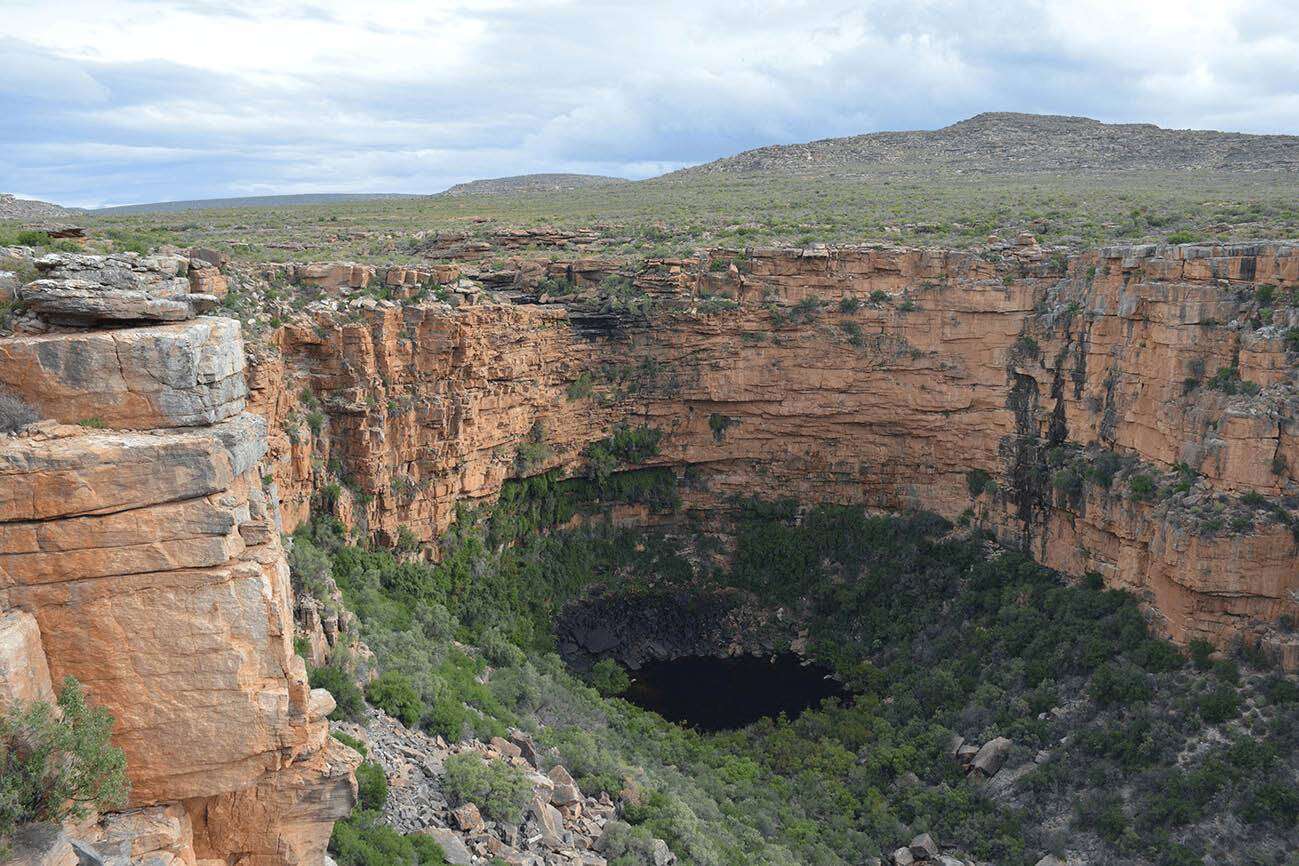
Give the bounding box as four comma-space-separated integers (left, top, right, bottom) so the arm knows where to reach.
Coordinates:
0, 391, 37, 433
330, 811, 448, 866
443, 752, 532, 824
0, 677, 129, 855
1090, 662, 1153, 707
589, 658, 630, 696
1188, 638, 1214, 671
356, 761, 389, 811
966, 468, 992, 497
1128, 473, 1156, 500
1241, 782, 1299, 825
332, 730, 368, 755
309, 665, 366, 722
1197, 685, 1240, 723
366, 671, 424, 727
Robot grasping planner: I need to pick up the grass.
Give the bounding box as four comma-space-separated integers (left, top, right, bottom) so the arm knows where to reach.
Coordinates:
69, 168, 1299, 265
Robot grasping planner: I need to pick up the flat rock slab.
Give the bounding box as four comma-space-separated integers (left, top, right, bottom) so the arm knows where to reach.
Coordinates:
21, 277, 193, 324
0, 318, 246, 429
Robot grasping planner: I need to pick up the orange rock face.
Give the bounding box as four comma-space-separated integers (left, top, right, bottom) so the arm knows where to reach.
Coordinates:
0, 254, 356, 865
253, 242, 1299, 662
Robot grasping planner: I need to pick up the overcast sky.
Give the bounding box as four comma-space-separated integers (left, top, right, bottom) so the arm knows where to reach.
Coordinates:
2, 0, 1297, 208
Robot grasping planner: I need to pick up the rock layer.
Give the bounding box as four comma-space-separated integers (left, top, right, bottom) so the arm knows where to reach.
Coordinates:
253, 241, 1299, 661
0, 254, 356, 865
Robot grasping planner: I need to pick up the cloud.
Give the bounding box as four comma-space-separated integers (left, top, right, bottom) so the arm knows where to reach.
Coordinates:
0, 0, 1296, 206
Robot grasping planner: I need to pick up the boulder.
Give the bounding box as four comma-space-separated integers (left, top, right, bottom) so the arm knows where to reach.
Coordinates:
0, 318, 247, 429
909, 832, 939, 859
528, 794, 566, 849
451, 803, 484, 833
651, 838, 675, 866
491, 735, 523, 759
190, 247, 229, 269
970, 737, 1012, 777
549, 764, 581, 805
419, 827, 472, 865
893, 847, 916, 866
0, 609, 55, 704
7, 824, 78, 866
1034, 857, 1067, 866
20, 278, 193, 324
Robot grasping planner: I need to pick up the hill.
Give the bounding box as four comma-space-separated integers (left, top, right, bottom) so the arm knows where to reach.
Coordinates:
0, 193, 82, 221
669, 112, 1299, 178
93, 192, 425, 215
438, 173, 630, 197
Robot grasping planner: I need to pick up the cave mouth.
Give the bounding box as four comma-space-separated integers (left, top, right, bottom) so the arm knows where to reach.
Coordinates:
618, 653, 849, 732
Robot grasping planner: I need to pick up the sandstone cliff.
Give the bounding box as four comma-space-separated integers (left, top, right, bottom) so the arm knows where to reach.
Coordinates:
243, 240, 1299, 665
0, 253, 357, 865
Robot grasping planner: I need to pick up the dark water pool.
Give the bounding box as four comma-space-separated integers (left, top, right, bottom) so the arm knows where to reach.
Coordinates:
620, 654, 849, 731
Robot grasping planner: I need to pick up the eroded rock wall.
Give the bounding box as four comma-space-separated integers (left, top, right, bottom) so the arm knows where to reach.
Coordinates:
250, 241, 1299, 662
0, 253, 357, 865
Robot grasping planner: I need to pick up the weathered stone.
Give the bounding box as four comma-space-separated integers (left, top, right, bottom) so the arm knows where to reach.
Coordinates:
909, 832, 939, 859
0, 609, 55, 704
893, 847, 916, 866
970, 737, 1012, 777
0, 318, 247, 429
20, 278, 193, 323
420, 827, 473, 865
451, 802, 485, 832
7, 824, 78, 866
491, 734, 523, 759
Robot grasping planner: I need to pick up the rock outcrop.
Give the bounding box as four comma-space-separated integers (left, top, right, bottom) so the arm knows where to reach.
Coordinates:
247, 241, 1299, 663
0, 253, 357, 864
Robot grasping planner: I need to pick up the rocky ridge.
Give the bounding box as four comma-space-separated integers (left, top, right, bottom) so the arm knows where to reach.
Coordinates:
0, 192, 80, 221
672, 112, 1299, 178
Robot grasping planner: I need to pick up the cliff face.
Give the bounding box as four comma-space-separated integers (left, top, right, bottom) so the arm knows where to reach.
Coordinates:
0, 253, 356, 865
251, 240, 1299, 664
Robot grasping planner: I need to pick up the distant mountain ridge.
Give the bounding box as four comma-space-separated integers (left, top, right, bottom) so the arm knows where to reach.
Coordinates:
0, 193, 83, 221
92, 193, 425, 215
666, 112, 1299, 178
438, 173, 630, 197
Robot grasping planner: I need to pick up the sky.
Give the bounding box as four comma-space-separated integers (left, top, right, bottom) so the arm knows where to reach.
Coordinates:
1, 0, 1297, 208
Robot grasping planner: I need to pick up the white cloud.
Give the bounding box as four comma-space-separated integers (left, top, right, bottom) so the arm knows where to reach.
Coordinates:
0, 0, 1296, 206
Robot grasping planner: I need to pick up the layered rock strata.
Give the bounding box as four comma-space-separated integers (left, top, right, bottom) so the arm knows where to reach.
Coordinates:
0, 253, 356, 865
249, 241, 1299, 661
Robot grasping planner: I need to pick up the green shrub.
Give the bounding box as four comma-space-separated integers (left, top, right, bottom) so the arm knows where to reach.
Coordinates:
1090, 662, 1153, 706
966, 468, 992, 497
443, 752, 532, 824
838, 296, 861, 313
1127, 474, 1156, 500
590, 658, 630, 696
366, 671, 424, 726
309, 665, 366, 723
1197, 685, 1240, 723
1241, 782, 1299, 825
332, 730, 367, 755
566, 373, 594, 400
0, 677, 129, 855
1166, 230, 1199, 244
330, 811, 448, 866
356, 761, 389, 811
1188, 638, 1215, 671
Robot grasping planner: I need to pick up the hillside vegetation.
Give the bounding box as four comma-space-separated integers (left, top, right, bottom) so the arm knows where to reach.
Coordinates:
46, 113, 1299, 261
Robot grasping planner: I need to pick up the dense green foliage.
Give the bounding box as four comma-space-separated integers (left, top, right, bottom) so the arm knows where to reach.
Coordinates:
443, 752, 534, 824
0, 677, 129, 856
301, 480, 1299, 865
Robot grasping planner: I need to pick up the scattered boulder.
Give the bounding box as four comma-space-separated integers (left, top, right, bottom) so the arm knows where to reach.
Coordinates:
970, 737, 1012, 777
909, 832, 939, 859
893, 846, 916, 866
419, 827, 472, 865
450, 803, 484, 833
